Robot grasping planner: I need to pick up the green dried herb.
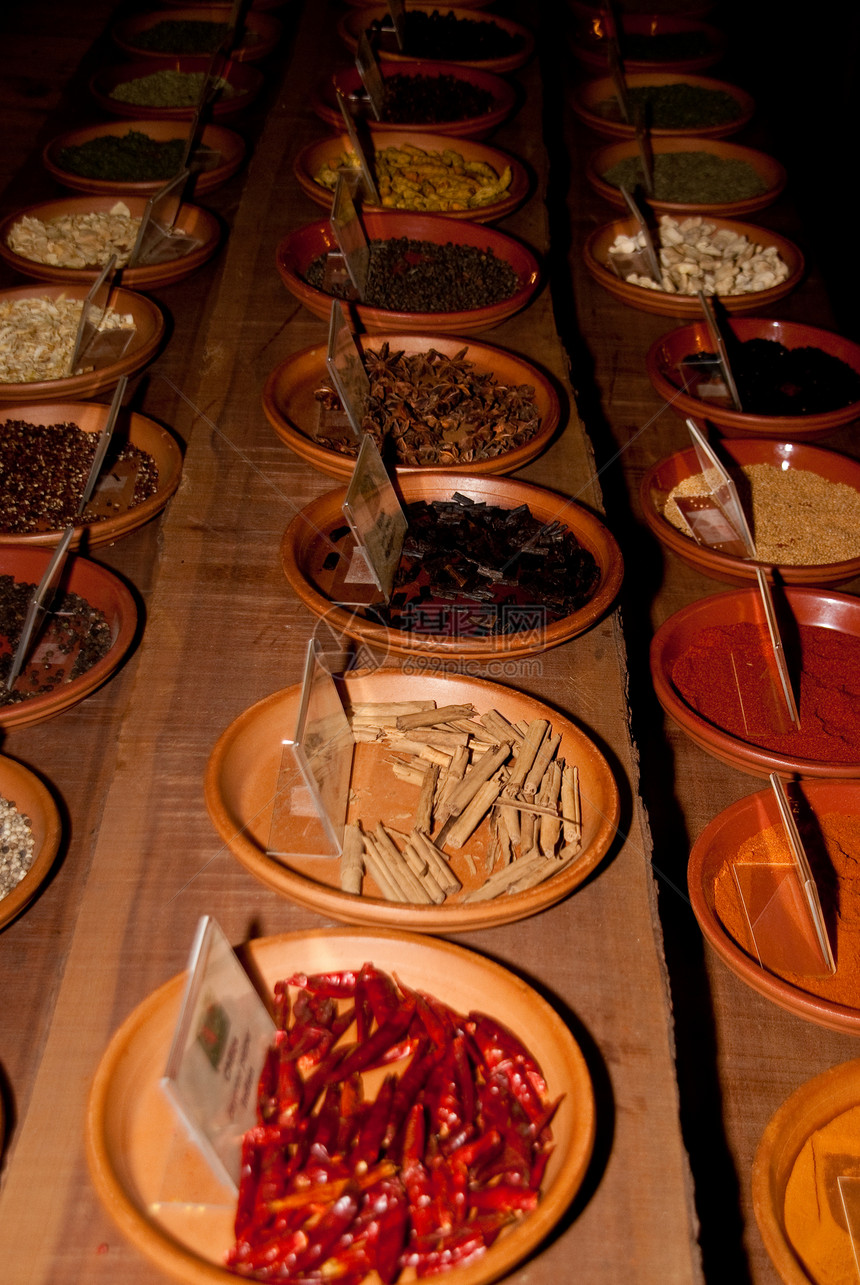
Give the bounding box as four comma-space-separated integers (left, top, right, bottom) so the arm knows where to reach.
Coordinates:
602, 151, 768, 204
600, 83, 741, 130
57, 130, 185, 182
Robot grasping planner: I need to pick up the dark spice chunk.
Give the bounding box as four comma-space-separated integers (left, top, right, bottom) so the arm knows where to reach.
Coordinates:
0, 575, 113, 705
371, 498, 600, 637
0, 419, 159, 534
601, 151, 768, 204
370, 10, 524, 61
304, 238, 519, 313
682, 339, 860, 415
379, 73, 494, 124
57, 130, 185, 182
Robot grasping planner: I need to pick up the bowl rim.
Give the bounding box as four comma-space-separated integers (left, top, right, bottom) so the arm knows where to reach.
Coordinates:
0, 755, 62, 930
337, 5, 536, 75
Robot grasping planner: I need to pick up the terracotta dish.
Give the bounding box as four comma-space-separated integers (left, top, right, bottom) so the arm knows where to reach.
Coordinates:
293, 131, 529, 224
275, 211, 540, 334
86, 928, 596, 1285
569, 14, 725, 74
753, 1059, 860, 1284
90, 56, 263, 121
0, 755, 62, 931
0, 196, 221, 289
650, 586, 860, 779
262, 332, 561, 480
205, 669, 620, 928
0, 283, 164, 405
282, 472, 622, 660
0, 400, 183, 550
0, 545, 138, 730
689, 780, 860, 1036
587, 138, 786, 218
640, 438, 860, 587
646, 318, 860, 439
572, 71, 753, 140
111, 6, 281, 63
310, 60, 517, 140
337, 5, 535, 74
583, 215, 803, 317
43, 120, 245, 197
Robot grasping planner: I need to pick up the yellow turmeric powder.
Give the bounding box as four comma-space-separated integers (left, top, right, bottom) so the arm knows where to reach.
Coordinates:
784, 1103, 860, 1285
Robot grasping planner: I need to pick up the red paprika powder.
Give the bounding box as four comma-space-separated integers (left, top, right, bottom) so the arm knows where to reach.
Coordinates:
672, 622, 860, 763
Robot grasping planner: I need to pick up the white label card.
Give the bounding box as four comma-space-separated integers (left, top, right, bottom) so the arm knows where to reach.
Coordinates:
161, 916, 276, 1191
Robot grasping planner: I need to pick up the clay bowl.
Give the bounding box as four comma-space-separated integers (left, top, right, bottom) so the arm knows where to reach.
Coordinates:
569, 14, 726, 73
753, 1059, 860, 1285
206, 669, 620, 929
0, 545, 138, 730
311, 60, 517, 140
0, 401, 183, 550
572, 71, 754, 140
111, 5, 281, 63
262, 331, 560, 480
650, 585, 860, 779
87, 928, 596, 1285
0, 756, 62, 930
90, 55, 263, 120
689, 780, 860, 1036
43, 120, 245, 197
293, 130, 529, 224
275, 212, 540, 335
281, 472, 623, 660
0, 196, 221, 289
640, 438, 860, 588
584, 215, 803, 317
587, 138, 786, 218
646, 318, 860, 439
337, 5, 535, 74
0, 283, 165, 405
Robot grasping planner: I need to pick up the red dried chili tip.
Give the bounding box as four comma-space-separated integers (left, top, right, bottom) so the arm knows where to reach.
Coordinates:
286, 969, 360, 998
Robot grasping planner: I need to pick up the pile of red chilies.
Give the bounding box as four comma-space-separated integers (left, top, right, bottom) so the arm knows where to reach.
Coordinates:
226, 962, 559, 1281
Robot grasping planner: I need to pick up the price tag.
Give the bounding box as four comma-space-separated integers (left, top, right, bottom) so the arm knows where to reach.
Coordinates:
268, 639, 355, 858
129, 170, 202, 266
161, 916, 276, 1190
329, 172, 369, 299
356, 31, 386, 121
326, 301, 370, 438
336, 87, 380, 206
343, 434, 407, 600
386, 0, 406, 51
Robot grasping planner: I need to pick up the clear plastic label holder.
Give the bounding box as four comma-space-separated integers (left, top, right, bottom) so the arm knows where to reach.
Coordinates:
355, 31, 386, 120
608, 184, 662, 285
325, 172, 369, 300
336, 87, 380, 207
676, 418, 757, 558
68, 256, 133, 375
267, 639, 355, 859
76, 375, 128, 518
4, 525, 74, 692
838, 1176, 860, 1281
325, 300, 370, 439
343, 433, 407, 601
386, 0, 406, 51
160, 915, 276, 1202
129, 170, 201, 266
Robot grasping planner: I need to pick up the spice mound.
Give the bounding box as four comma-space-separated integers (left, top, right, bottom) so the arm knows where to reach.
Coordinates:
784, 1102, 860, 1285
7, 202, 142, 270
336, 701, 588, 905
313, 144, 512, 213
304, 238, 519, 313
0, 795, 35, 902
601, 151, 768, 204
313, 343, 541, 466
0, 574, 113, 705
0, 418, 159, 534
109, 69, 236, 109
0, 296, 135, 385
671, 621, 860, 763
373, 496, 600, 636
369, 10, 525, 61
229, 963, 555, 1281
681, 339, 860, 416
663, 464, 860, 566
713, 812, 860, 1008
597, 82, 741, 130
376, 73, 495, 124
56, 130, 185, 183
608, 214, 789, 296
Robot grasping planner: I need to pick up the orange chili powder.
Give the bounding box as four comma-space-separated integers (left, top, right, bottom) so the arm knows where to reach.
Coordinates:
713, 813, 860, 1006
784, 1102, 860, 1285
